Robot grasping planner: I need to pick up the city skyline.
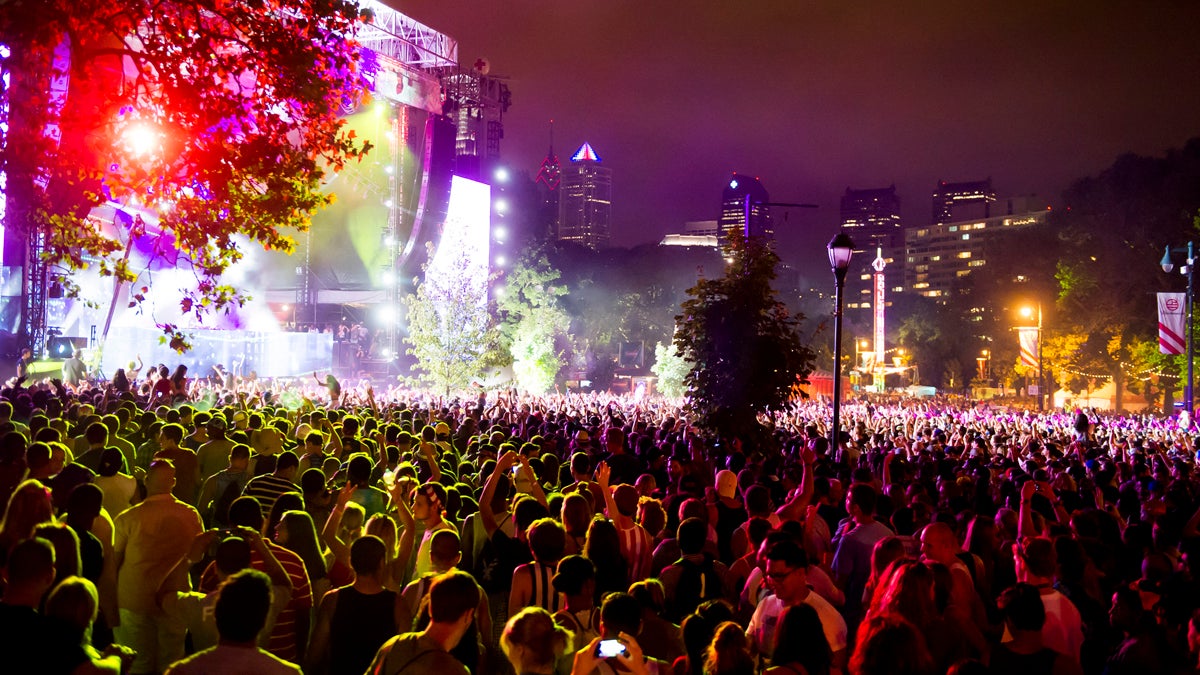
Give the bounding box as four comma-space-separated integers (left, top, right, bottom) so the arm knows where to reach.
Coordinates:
397, 1, 1200, 268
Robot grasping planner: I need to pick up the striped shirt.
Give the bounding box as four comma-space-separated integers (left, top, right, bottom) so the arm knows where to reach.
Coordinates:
525, 561, 564, 613
199, 542, 312, 662
242, 473, 298, 520
617, 522, 652, 583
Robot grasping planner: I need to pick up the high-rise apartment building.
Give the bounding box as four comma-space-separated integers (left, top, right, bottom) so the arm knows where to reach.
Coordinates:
718, 174, 772, 245
905, 208, 1047, 300
557, 142, 611, 249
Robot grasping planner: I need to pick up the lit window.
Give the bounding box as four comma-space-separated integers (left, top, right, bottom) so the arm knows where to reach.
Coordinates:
957, 252, 971, 259
962, 234, 970, 240
957, 270, 971, 277
949, 226, 958, 232
913, 282, 930, 289
917, 229, 928, 237
930, 255, 941, 262
892, 286, 904, 292
860, 274, 871, 281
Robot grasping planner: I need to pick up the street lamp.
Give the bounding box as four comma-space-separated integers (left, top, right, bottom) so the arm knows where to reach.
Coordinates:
828, 231, 855, 455
1162, 242, 1195, 414
1019, 304, 1044, 411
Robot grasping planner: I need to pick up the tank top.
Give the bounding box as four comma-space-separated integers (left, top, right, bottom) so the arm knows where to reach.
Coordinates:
330, 586, 398, 675
527, 562, 564, 612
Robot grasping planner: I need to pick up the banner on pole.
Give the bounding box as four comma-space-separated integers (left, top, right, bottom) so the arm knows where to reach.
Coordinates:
1018, 327, 1040, 370
1159, 292, 1186, 355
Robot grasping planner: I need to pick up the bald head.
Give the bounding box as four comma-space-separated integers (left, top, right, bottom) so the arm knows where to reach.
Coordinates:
919, 522, 959, 564
146, 459, 177, 496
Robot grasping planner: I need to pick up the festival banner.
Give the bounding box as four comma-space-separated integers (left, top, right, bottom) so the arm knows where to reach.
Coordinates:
1018, 327, 1040, 370
1158, 292, 1186, 354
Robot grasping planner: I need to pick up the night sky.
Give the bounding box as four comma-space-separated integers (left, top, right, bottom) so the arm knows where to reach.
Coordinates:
396, 1, 1200, 269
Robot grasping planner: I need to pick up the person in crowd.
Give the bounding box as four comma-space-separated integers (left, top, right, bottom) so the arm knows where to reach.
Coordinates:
990, 583, 1083, 675
308, 535, 407, 675
153, 423, 200, 506
164, 569, 302, 674
113, 458, 204, 674
766, 604, 832, 675
243, 450, 300, 520
747, 539, 848, 670
366, 569, 482, 675
500, 606, 573, 675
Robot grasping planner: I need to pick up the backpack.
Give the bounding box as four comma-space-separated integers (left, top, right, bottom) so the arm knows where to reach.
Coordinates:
671, 554, 721, 622
211, 472, 245, 527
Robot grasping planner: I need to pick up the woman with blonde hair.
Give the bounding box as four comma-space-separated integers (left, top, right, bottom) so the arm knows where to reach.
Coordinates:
45, 575, 136, 673
0, 479, 54, 565
703, 621, 755, 675
501, 606, 573, 675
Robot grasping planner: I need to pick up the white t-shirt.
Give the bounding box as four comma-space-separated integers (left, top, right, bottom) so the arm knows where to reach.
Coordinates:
746, 591, 848, 659
1041, 589, 1084, 662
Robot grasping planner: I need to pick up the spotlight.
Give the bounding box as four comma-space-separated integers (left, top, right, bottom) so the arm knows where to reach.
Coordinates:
380, 270, 396, 286
376, 304, 398, 324
122, 123, 160, 157
495, 255, 507, 267
494, 167, 510, 183
494, 198, 507, 214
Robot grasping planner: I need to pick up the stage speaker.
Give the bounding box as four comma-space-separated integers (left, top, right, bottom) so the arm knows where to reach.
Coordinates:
47, 337, 88, 358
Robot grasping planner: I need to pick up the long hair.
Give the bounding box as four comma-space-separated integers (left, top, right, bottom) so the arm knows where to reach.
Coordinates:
771, 604, 832, 675
870, 559, 936, 630
0, 480, 54, 551
850, 613, 934, 675
702, 621, 755, 675
278, 510, 328, 583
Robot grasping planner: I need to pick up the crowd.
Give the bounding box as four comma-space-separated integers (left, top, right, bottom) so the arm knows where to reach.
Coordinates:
1, 362, 1200, 675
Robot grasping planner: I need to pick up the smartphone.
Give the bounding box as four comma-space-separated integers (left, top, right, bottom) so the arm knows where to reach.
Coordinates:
511, 465, 521, 475
596, 639, 627, 659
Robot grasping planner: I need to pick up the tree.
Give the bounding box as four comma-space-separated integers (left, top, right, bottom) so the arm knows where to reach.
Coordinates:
1, 0, 370, 349
673, 234, 815, 444
497, 250, 570, 394
403, 245, 494, 396
651, 340, 689, 398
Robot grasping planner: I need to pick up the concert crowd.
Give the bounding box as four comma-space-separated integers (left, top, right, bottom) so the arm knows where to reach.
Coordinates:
0, 362, 1198, 675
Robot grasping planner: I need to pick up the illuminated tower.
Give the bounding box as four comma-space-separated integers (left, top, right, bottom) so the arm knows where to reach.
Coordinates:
557, 142, 611, 249
534, 123, 561, 242
718, 174, 772, 245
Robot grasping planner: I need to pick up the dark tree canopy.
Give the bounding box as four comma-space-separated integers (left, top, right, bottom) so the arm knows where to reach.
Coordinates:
0, 0, 370, 349
673, 233, 815, 445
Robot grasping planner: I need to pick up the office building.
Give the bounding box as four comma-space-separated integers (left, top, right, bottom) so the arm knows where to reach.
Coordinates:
718, 174, 772, 245
932, 178, 996, 223
840, 186, 902, 314
557, 142, 611, 249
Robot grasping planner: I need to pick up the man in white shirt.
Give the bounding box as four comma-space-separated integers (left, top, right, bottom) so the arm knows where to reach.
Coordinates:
747, 539, 848, 671
1015, 536, 1084, 664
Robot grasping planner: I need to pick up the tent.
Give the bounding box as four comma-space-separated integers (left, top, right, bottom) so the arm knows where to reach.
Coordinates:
1052, 381, 1149, 412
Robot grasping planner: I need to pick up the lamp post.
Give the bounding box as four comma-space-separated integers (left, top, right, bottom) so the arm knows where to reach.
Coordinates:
1161, 242, 1195, 415
828, 232, 855, 455
1020, 304, 1044, 411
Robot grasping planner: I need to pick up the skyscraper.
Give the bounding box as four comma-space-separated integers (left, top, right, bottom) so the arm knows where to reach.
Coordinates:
557, 142, 611, 249
534, 136, 561, 242
840, 186, 903, 316
932, 178, 996, 223
840, 185, 902, 251
718, 173, 772, 245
